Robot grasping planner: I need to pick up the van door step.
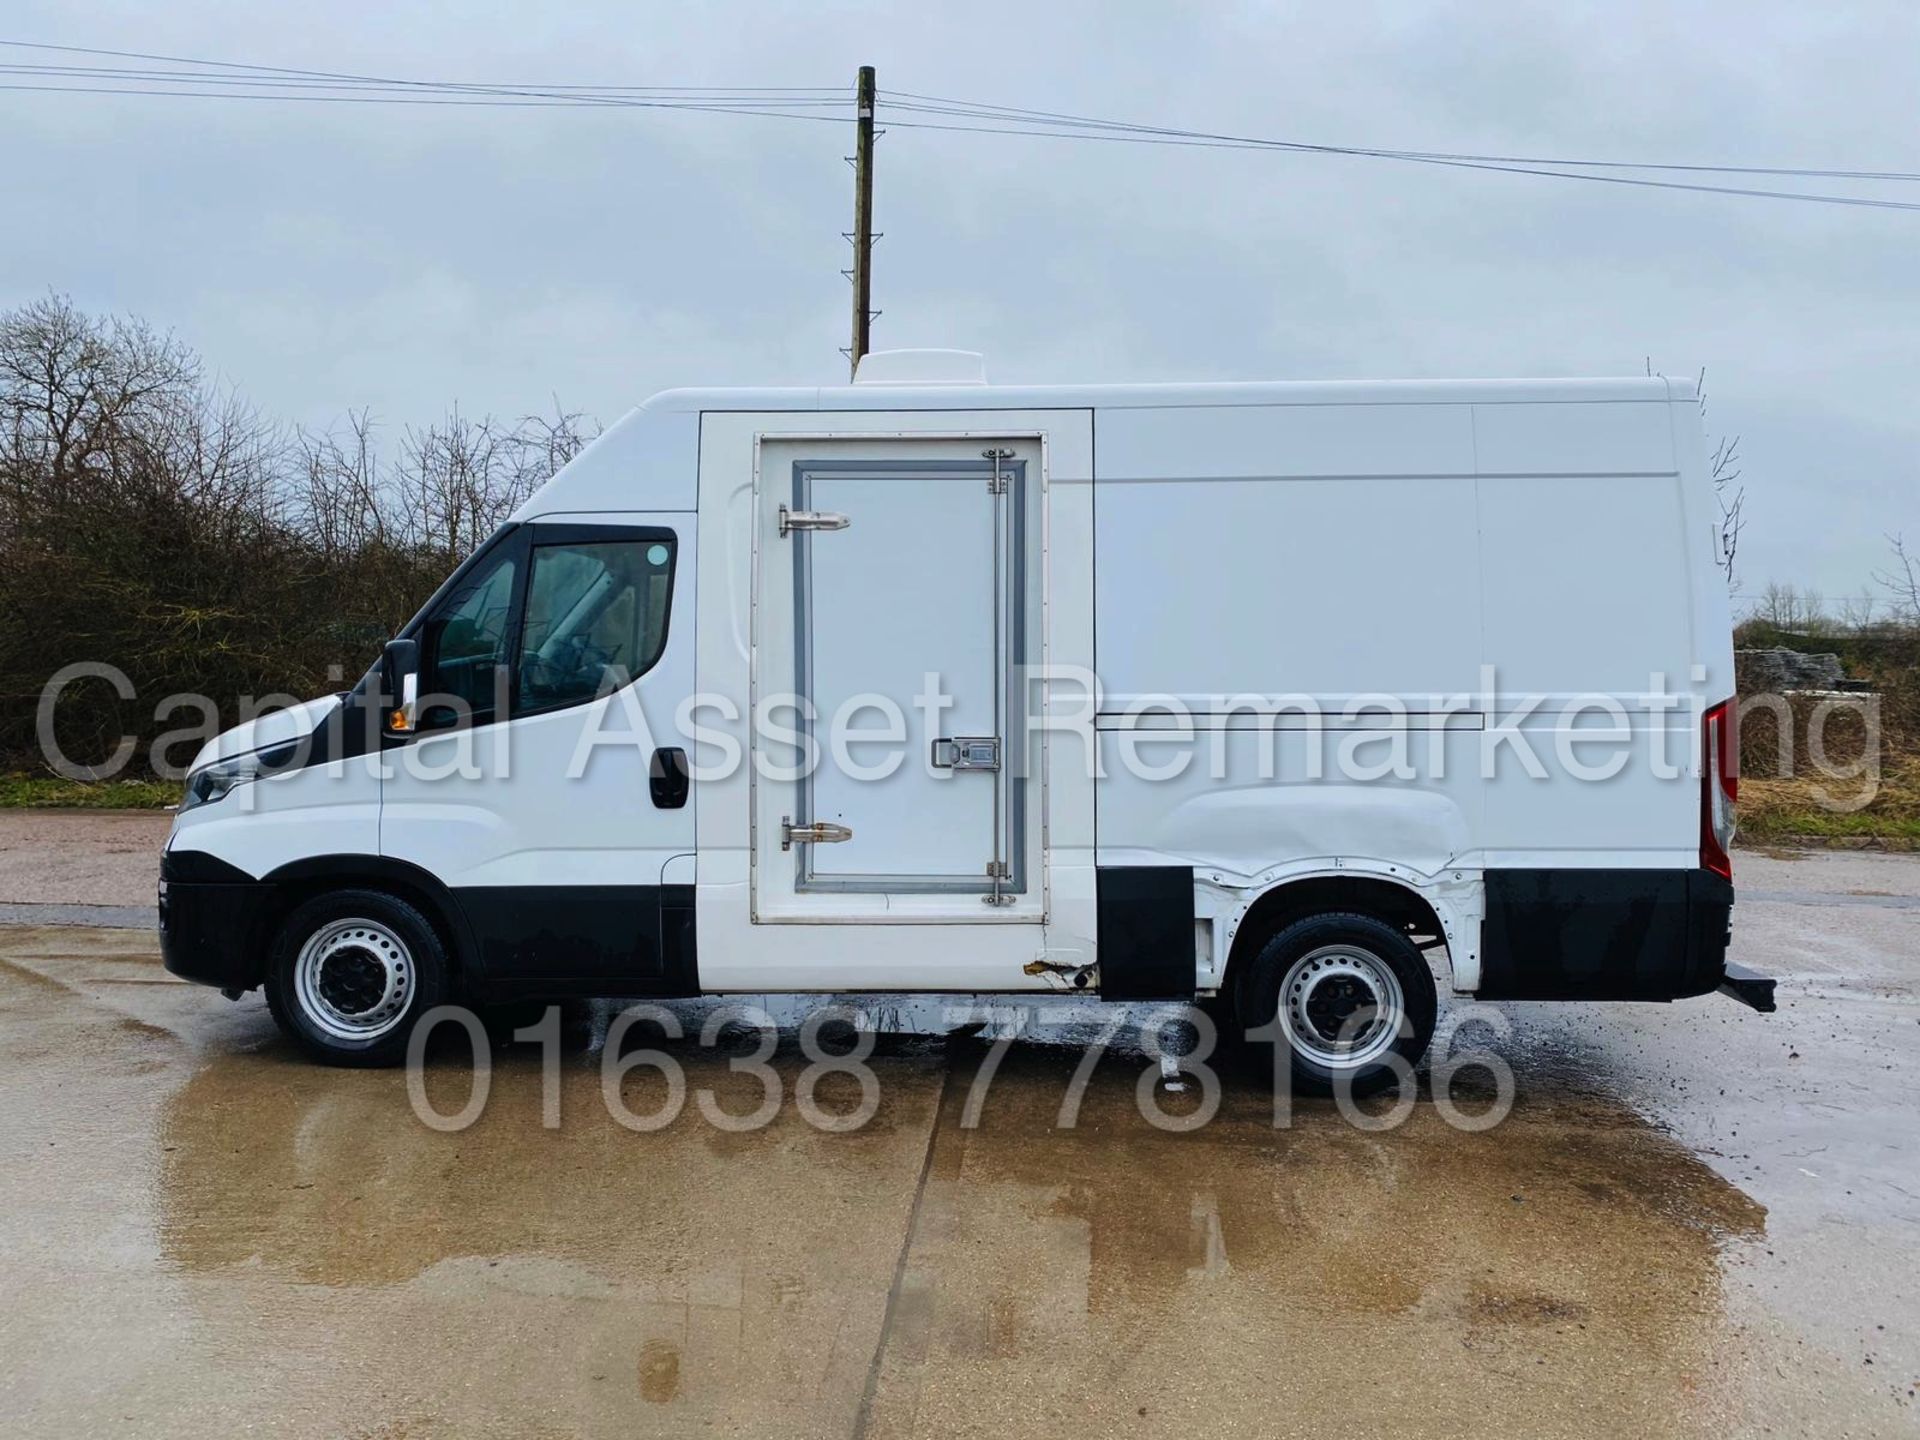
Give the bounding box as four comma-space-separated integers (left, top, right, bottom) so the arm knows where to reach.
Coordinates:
1717, 962, 1777, 1013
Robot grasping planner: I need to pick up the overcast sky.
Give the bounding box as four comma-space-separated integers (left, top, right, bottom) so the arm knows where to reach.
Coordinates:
5, 1, 1916, 604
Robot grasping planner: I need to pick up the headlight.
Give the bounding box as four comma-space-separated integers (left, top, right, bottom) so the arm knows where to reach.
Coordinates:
180, 741, 299, 812
181, 756, 259, 811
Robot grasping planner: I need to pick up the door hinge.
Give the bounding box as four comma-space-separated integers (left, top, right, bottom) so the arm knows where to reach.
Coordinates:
778, 504, 850, 537
782, 817, 853, 851
985, 860, 1011, 881
983, 446, 1013, 493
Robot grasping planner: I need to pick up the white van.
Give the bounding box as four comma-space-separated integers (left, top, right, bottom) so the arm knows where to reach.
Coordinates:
159, 354, 1761, 1087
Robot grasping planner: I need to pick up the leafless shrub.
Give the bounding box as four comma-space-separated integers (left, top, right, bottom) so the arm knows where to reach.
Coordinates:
1875, 534, 1920, 624
1753, 581, 1831, 635
395, 403, 589, 565
0, 295, 595, 776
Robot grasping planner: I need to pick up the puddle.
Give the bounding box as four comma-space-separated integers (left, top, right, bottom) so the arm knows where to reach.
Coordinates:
853, 1040, 1763, 1436
140, 1001, 1765, 1438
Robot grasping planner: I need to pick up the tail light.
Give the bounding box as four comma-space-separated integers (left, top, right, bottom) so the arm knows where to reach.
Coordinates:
1701, 700, 1738, 878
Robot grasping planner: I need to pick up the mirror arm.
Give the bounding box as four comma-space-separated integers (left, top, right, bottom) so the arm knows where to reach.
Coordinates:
381, 638, 421, 733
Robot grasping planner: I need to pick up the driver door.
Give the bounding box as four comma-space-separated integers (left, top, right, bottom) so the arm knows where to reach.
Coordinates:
380, 514, 697, 990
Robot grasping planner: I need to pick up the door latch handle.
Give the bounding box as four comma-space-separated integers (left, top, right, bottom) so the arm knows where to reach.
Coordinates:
649, 747, 689, 809
778, 505, 850, 537
931, 736, 1001, 771
781, 818, 853, 850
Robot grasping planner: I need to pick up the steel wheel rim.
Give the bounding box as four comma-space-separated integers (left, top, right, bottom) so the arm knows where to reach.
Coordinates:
294, 918, 414, 1042
1278, 943, 1405, 1070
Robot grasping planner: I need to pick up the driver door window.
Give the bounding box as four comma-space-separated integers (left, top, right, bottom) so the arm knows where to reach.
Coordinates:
423, 545, 519, 725
517, 537, 676, 713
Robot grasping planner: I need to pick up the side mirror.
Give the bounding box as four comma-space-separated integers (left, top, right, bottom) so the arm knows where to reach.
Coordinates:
381, 638, 420, 733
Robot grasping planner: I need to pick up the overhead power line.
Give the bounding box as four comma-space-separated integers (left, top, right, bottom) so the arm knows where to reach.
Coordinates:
877, 95, 1920, 212
3, 38, 1917, 212
0, 38, 846, 96
0, 65, 851, 104
0, 84, 854, 122
885, 91, 1920, 183
0, 38, 850, 118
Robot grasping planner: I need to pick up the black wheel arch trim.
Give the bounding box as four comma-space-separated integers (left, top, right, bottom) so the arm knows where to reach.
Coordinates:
1217, 873, 1451, 1019
162, 851, 701, 1002
161, 849, 255, 885
260, 854, 483, 980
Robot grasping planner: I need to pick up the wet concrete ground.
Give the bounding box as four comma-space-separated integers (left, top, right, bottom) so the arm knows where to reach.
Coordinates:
0, 826, 1915, 1437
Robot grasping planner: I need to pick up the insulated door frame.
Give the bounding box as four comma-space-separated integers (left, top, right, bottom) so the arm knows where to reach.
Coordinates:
789, 455, 1029, 896
747, 428, 1050, 926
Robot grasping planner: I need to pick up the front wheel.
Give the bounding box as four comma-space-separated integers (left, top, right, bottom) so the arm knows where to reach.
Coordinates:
1236, 911, 1438, 1097
265, 889, 449, 1067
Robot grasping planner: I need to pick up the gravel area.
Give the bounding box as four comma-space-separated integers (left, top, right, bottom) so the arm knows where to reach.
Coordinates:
0, 809, 169, 908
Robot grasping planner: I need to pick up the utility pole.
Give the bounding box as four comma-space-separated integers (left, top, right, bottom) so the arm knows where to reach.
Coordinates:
848, 64, 876, 379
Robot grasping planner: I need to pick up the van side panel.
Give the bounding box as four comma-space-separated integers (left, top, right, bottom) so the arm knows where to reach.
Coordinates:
1093, 404, 1481, 709
1090, 393, 1726, 999
1474, 471, 1692, 697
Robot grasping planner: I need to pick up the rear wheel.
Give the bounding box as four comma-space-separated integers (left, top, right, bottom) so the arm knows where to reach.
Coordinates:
1237, 911, 1437, 1097
265, 889, 449, 1067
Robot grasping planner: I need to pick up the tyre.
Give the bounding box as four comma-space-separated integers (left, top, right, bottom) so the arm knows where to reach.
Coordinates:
1236, 911, 1438, 1097
265, 889, 450, 1067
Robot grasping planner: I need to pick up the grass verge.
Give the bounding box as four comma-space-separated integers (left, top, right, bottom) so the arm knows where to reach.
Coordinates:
0, 774, 181, 809
1740, 751, 1920, 846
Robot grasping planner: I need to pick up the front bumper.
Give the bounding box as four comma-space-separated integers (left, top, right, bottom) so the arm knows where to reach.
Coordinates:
158, 851, 274, 991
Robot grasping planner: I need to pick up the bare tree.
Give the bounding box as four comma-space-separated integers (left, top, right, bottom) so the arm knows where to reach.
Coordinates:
1694, 368, 1744, 587
397, 403, 593, 563
1643, 362, 1744, 587
294, 409, 389, 561
0, 294, 201, 521
1839, 589, 1878, 632
1708, 433, 1744, 586
519, 398, 593, 480
0, 294, 599, 775
1755, 581, 1831, 634
1874, 535, 1920, 623
0, 295, 298, 767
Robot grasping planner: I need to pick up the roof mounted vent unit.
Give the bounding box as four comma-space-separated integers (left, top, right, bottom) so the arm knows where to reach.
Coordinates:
852, 349, 987, 386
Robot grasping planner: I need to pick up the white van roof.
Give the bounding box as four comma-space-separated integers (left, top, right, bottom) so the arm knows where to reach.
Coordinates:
634, 373, 1691, 415
516, 373, 1697, 522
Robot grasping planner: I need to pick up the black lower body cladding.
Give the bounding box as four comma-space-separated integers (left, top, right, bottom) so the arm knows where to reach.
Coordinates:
456, 884, 699, 1001
1096, 866, 1197, 1000
159, 847, 701, 1000
1478, 868, 1734, 1001
159, 849, 274, 989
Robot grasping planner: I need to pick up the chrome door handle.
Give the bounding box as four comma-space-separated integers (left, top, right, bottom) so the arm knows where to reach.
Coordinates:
781, 818, 853, 851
